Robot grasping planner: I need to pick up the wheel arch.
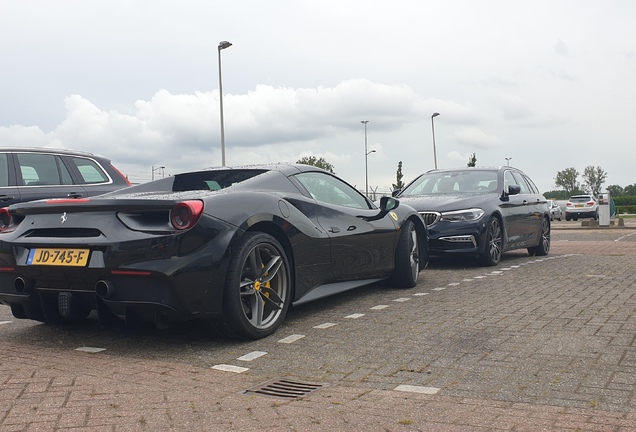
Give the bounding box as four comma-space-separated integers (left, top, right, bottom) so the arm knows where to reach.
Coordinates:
484, 211, 505, 253
246, 221, 296, 298
407, 215, 429, 267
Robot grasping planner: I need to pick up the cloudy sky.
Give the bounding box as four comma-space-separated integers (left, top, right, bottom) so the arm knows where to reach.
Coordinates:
1, 1, 634, 194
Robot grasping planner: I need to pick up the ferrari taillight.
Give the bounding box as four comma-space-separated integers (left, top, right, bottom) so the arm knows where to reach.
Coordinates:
0, 207, 12, 232
170, 200, 204, 230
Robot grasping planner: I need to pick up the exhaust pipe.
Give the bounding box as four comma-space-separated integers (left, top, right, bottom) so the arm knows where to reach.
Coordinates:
95, 280, 116, 299
14, 277, 33, 293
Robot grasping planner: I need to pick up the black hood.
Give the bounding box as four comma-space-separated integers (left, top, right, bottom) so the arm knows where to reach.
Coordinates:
397, 192, 499, 212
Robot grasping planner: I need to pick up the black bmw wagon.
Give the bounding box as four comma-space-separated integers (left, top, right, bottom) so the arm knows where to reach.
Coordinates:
393, 166, 550, 266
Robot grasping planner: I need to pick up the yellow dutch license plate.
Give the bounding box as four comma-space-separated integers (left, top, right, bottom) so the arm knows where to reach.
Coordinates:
27, 248, 90, 267
575, 204, 583, 208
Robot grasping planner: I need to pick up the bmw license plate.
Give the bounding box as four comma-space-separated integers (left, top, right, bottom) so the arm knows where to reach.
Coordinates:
27, 248, 90, 267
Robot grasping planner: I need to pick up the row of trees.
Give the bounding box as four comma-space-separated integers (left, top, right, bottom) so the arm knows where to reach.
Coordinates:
549, 166, 636, 199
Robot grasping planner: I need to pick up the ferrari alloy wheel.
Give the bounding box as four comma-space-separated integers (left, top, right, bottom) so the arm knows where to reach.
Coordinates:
389, 220, 420, 288
528, 216, 550, 256
222, 232, 291, 339
479, 216, 502, 266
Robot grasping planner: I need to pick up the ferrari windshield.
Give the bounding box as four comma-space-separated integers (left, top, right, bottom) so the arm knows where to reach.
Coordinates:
173, 169, 267, 191
401, 170, 498, 196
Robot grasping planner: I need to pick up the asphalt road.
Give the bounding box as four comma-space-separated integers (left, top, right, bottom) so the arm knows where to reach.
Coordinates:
2, 221, 636, 431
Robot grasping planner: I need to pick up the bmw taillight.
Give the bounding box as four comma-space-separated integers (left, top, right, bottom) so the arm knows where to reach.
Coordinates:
170, 200, 204, 230
0, 207, 13, 232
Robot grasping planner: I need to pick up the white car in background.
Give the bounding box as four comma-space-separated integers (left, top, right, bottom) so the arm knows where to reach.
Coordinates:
565, 195, 598, 221
548, 200, 562, 221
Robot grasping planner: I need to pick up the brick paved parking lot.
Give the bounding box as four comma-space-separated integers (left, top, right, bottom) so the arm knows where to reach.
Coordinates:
1, 221, 636, 431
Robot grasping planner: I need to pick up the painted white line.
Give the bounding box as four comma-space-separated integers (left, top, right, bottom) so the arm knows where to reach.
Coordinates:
0, 321, 12, 325
392, 298, 410, 303
370, 305, 389, 310
314, 322, 338, 329
395, 384, 440, 394
473, 276, 487, 279
432, 287, 446, 291
75, 347, 106, 353
510, 265, 520, 268
212, 364, 249, 373
616, 231, 636, 242
501, 268, 511, 271
413, 292, 429, 296
447, 282, 461, 286
237, 351, 268, 361
345, 313, 365, 319
490, 271, 503, 274
278, 334, 305, 344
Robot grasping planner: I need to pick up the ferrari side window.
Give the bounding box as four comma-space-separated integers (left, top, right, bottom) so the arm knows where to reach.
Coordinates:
295, 172, 369, 209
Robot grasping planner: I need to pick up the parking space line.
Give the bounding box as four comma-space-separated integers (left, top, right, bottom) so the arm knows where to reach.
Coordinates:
392, 298, 410, 303
212, 364, 249, 373
75, 347, 106, 353
370, 305, 389, 310
313, 322, 338, 329
0, 321, 11, 325
237, 351, 268, 361
345, 313, 365, 319
395, 384, 440, 394
278, 334, 305, 344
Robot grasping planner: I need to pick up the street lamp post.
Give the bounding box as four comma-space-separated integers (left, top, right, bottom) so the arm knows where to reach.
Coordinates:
361, 120, 372, 197
431, 112, 440, 169
505, 157, 512, 166
151, 165, 165, 181
218, 40, 232, 166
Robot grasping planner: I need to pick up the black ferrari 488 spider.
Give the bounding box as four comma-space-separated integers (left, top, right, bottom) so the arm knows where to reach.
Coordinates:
0, 164, 427, 339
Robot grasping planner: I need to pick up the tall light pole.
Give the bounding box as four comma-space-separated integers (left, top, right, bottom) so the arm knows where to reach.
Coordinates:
505, 157, 512, 166
218, 40, 232, 166
361, 120, 370, 197
151, 165, 165, 181
431, 112, 440, 169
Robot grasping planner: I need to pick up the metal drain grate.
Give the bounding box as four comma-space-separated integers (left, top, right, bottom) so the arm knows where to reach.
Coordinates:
243, 378, 324, 399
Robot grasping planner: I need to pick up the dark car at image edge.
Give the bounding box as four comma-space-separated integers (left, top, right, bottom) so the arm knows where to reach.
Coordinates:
0, 164, 428, 339
0, 147, 131, 206
392, 166, 550, 266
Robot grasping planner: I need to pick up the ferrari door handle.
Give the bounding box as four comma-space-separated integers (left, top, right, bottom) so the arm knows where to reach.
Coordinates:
329, 227, 341, 233
66, 192, 84, 198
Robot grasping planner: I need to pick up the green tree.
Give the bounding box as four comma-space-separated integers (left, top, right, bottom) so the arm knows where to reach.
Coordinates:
581, 165, 607, 196
392, 161, 404, 191
625, 184, 636, 196
606, 185, 624, 197
467, 153, 476, 167
554, 167, 580, 196
296, 156, 335, 174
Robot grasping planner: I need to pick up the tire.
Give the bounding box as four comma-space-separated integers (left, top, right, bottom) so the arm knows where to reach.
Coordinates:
479, 216, 502, 266
528, 216, 550, 256
565, 215, 571, 221
220, 232, 291, 339
388, 220, 421, 288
